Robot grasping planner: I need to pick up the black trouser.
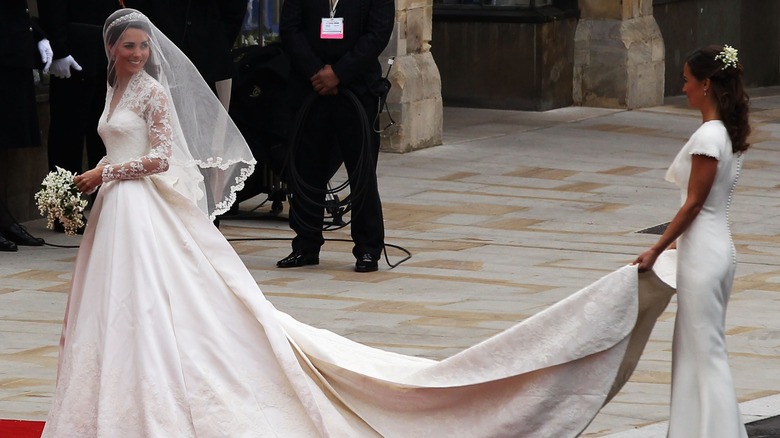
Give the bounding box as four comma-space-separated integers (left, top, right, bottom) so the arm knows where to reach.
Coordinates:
47, 72, 107, 173
289, 93, 384, 259
0, 200, 15, 229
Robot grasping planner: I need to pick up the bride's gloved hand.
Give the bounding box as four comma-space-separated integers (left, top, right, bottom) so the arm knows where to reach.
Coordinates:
74, 167, 105, 195
37, 39, 53, 72
49, 55, 83, 79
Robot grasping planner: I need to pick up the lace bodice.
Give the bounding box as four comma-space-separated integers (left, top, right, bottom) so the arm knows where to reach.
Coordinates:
97, 71, 173, 182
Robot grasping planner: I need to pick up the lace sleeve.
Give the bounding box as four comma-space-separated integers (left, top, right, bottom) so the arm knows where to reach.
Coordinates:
101, 85, 172, 182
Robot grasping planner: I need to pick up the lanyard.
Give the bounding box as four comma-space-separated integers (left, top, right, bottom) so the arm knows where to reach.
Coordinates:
329, 0, 339, 18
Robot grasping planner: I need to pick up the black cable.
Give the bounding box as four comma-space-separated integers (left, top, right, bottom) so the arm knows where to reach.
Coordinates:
282, 89, 375, 234
226, 237, 411, 269
216, 196, 284, 220
37, 236, 411, 269
280, 90, 412, 267
373, 57, 396, 133
43, 242, 80, 249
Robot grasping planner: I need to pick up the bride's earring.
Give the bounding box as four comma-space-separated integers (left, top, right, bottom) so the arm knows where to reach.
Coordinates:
704, 88, 707, 96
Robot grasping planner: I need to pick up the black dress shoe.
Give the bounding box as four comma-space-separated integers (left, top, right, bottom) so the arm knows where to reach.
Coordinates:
0, 234, 17, 252
277, 250, 319, 268
1, 223, 44, 246
355, 253, 378, 273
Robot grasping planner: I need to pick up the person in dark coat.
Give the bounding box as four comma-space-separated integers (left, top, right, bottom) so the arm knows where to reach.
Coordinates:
37, 0, 119, 176
124, 0, 247, 108
278, 0, 394, 272
0, 0, 51, 251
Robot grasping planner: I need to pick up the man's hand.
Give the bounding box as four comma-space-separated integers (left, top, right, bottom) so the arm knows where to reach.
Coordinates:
310, 65, 340, 96
37, 39, 53, 72
48, 55, 83, 79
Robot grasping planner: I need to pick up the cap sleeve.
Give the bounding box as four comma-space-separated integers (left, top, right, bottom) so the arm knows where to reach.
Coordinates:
688, 122, 727, 160
665, 122, 728, 187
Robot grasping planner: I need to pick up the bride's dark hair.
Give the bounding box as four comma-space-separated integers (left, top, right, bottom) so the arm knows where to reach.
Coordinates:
686, 45, 751, 153
105, 20, 160, 87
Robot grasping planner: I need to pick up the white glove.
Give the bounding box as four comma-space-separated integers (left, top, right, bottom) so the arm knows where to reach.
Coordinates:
48, 55, 83, 79
37, 39, 53, 72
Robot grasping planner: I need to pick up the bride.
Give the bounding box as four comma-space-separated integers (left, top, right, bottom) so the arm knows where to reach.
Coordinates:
42, 9, 677, 437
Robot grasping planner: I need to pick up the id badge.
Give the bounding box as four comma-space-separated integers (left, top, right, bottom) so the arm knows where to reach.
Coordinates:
321, 17, 344, 39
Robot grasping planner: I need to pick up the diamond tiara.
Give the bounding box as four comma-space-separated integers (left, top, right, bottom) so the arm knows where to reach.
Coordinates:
106, 11, 148, 33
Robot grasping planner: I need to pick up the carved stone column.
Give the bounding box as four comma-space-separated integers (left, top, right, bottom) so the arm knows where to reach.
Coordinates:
573, 0, 665, 109
379, 0, 443, 153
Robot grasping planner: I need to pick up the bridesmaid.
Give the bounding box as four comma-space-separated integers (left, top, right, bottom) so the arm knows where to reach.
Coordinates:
634, 44, 750, 438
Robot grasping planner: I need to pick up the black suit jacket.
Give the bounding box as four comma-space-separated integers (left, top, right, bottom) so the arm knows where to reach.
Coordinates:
124, 0, 247, 84
36, 0, 119, 76
0, 1, 46, 69
280, 0, 395, 102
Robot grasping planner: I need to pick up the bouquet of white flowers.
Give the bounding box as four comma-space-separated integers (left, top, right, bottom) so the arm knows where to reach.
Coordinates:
35, 167, 88, 236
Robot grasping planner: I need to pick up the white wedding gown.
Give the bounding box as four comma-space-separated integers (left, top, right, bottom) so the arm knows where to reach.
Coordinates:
42, 72, 677, 438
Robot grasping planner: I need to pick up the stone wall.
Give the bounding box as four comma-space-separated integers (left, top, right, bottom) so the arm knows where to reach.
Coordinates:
573, 0, 665, 109
380, 0, 443, 153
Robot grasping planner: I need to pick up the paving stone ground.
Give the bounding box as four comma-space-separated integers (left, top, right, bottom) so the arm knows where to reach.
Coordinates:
3, 90, 780, 436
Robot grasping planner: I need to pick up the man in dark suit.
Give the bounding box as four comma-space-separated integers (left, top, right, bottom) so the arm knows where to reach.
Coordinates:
37, 0, 119, 176
278, 0, 394, 272
0, 0, 51, 251
124, 0, 247, 108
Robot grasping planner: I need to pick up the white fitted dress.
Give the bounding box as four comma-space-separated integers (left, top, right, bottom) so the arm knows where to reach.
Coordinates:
664, 120, 747, 438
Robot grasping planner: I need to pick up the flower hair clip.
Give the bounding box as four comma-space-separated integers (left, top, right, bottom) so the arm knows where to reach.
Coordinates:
714, 45, 739, 70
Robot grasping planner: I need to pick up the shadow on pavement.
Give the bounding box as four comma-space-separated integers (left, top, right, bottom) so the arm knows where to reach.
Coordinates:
748, 415, 780, 437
